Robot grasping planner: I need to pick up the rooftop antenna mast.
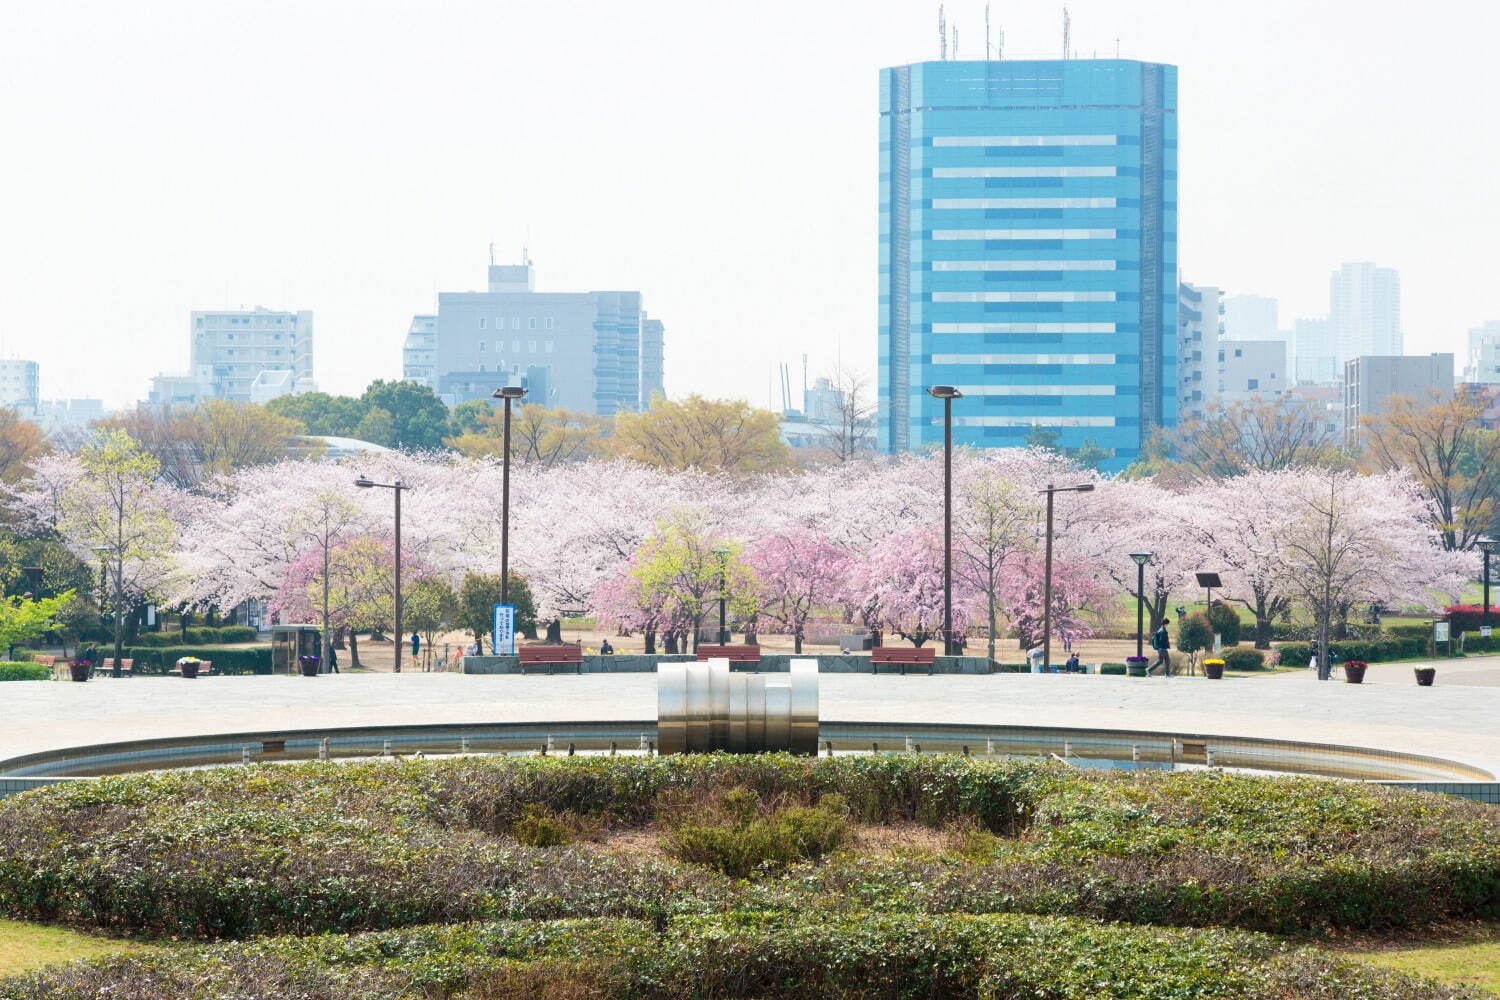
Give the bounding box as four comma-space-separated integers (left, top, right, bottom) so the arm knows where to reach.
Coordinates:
1062, 6, 1071, 60
952, 20, 959, 58
984, 2, 991, 59
489, 241, 495, 266
938, 4, 947, 60
997, 26, 1005, 59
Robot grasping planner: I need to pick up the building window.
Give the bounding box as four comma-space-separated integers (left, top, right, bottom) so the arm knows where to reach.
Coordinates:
545, 340, 554, 353
1248, 378, 1259, 390
479, 318, 486, 329
528, 317, 536, 330
512, 317, 521, 330
479, 341, 486, 352
511, 340, 519, 352
1235, 348, 1243, 357
545, 317, 554, 329
528, 341, 537, 353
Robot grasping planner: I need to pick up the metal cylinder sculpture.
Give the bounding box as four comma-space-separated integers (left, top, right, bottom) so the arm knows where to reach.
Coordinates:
658, 658, 818, 755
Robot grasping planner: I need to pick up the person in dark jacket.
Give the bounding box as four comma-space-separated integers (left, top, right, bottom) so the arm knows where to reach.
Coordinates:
1151, 619, 1172, 675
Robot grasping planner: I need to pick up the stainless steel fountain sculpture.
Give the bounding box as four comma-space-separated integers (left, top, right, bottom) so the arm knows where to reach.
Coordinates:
657, 658, 818, 754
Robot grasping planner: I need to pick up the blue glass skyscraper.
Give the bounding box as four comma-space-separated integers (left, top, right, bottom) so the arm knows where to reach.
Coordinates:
878, 59, 1177, 470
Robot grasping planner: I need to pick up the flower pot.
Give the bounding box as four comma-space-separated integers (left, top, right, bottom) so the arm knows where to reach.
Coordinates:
1414, 667, 1436, 687
1203, 662, 1224, 680
300, 660, 320, 677
180, 662, 199, 679
1344, 663, 1367, 684
1125, 658, 1149, 678
68, 663, 90, 682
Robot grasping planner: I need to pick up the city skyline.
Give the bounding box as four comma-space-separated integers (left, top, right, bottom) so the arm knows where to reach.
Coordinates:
2, 0, 1498, 409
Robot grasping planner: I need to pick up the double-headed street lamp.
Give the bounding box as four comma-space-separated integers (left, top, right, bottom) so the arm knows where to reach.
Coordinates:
355, 476, 411, 673
92, 544, 123, 677
1039, 482, 1095, 671
1481, 536, 1498, 629
492, 386, 529, 606
712, 546, 731, 644
928, 385, 964, 655
1129, 552, 1153, 660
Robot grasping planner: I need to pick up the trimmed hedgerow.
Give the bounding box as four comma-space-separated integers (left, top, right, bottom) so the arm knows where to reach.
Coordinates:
0, 913, 1481, 1000
122, 644, 272, 675
1221, 647, 1266, 671
1277, 637, 1428, 667
130, 626, 259, 647
0, 661, 49, 681
0, 756, 1497, 940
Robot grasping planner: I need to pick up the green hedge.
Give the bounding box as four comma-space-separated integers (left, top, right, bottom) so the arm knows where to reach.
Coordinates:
1099, 662, 1126, 675
2, 755, 1497, 941
131, 626, 258, 647
121, 644, 272, 675
1277, 636, 1428, 667
0, 913, 1474, 1000
1221, 647, 1266, 671
0, 662, 49, 681
1386, 624, 1432, 639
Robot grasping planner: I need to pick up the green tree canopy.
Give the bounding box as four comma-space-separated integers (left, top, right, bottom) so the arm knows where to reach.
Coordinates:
360, 380, 450, 451
266, 392, 367, 438
457, 572, 538, 645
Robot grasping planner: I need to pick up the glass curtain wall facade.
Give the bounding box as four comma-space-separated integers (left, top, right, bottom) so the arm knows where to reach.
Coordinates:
879, 59, 1178, 470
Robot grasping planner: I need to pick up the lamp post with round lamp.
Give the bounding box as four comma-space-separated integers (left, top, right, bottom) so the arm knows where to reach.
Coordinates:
354, 477, 411, 672
491, 385, 529, 606
1039, 482, 1094, 671
927, 385, 964, 655
1129, 552, 1153, 660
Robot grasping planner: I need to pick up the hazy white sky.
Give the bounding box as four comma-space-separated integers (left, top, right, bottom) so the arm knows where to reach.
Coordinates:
2, 0, 1497, 409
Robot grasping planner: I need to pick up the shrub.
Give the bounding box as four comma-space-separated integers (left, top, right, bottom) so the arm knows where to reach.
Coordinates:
0, 662, 49, 681
1099, 662, 1126, 675
1275, 637, 1426, 667
0, 913, 1480, 1000
1221, 648, 1265, 671
1387, 624, 1431, 639
512, 806, 577, 847
1206, 603, 1241, 646
133, 626, 259, 648
123, 644, 272, 675
1176, 613, 1214, 659
665, 790, 848, 878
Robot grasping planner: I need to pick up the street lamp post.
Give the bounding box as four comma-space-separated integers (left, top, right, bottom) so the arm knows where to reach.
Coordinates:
1039, 483, 1095, 671
91, 545, 118, 676
928, 386, 964, 655
492, 386, 529, 607
712, 546, 731, 644
1481, 537, 1498, 629
355, 477, 411, 673
1129, 552, 1153, 659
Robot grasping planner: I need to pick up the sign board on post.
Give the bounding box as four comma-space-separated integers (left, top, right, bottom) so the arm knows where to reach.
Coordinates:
492, 604, 516, 655
1483, 626, 1493, 638
1434, 621, 1450, 643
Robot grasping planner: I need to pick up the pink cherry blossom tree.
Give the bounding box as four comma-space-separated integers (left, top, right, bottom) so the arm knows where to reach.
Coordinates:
746, 528, 850, 653
846, 526, 974, 648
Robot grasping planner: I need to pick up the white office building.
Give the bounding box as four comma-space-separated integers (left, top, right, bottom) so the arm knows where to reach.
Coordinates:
1219, 340, 1288, 404
0, 359, 39, 412
1177, 282, 1223, 422
187, 307, 314, 403
1293, 317, 1338, 384
402, 314, 437, 388
1464, 321, 1500, 382
1331, 262, 1401, 363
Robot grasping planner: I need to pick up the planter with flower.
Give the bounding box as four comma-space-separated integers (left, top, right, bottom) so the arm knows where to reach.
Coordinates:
68, 659, 91, 682
1343, 660, 1368, 684
1125, 656, 1149, 677
299, 655, 321, 677
1202, 658, 1225, 680
176, 656, 202, 679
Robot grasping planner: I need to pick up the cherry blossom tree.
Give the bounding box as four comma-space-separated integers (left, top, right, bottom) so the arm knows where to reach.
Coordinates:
846, 527, 975, 648
746, 529, 849, 653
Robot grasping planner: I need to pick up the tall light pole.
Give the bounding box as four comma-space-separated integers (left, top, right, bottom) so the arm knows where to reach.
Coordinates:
712, 546, 731, 644
1129, 552, 1153, 660
1039, 483, 1095, 671
355, 477, 411, 673
492, 386, 529, 606
1481, 536, 1497, 629
92, 545, 118, 676
928, 385, 964, 655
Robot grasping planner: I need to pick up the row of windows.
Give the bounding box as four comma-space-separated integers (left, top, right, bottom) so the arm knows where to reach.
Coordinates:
931, 134, 1118, 147
930, 259, 1116, 272
931, 197, 1116, 209
931, 166, 1116, 178
477, 340, 554, 354
930, 352, 1117, 365
946, 384, 1116, 396
931, 291, 1116, 303
219, 332, 295, 341
933, 322, 1116, 334
478, 317, 555, 331
196, 315, 295, 326
933, 228, 1117, 240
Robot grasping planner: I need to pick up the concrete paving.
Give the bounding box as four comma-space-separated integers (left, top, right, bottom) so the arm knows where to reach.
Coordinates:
2, 662, 1499, 776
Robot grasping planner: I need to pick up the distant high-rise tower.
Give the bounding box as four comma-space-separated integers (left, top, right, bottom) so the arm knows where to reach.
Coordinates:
1330, 262, 1401, 363
1222, 294, 1279, 341
878, 58, 1178, 470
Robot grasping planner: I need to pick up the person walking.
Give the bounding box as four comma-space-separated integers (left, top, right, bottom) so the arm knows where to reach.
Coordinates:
600, 639, 615, 655
327, 642, 339, 674
1150, 618, 1172, 676
410, 632, 421, 660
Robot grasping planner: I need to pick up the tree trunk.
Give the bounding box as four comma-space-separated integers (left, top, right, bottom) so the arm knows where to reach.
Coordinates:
348, 631, 363, 668
664, 632, 679, 654
544, 619, 562, 643
987, 600, 998, 663
180, 608, 191, 641
644, 629, 657, 655
793, 628, 803, 655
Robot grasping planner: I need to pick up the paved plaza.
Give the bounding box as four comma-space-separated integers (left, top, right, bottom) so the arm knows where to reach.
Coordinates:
3, 659, 1500, 776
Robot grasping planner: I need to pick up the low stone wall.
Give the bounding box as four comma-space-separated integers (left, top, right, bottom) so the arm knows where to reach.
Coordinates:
462, 653, 995, 675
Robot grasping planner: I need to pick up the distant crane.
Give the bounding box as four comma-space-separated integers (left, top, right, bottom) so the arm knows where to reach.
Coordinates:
1062, 6, 1071, 60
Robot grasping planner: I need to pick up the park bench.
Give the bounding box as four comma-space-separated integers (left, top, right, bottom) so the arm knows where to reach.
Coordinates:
96, 658, 133, 678
694, 644, 761, 665
33, 655, 61, 680
870, 646, 936, 676
167, 660, 214, 677
519, 644, 583, 675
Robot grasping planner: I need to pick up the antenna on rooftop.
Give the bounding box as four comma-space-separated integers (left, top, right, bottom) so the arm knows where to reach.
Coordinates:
1062, 6, 1071, 60
984, 3, 991, 59
952, 20, 959, 58
997, 26, 1005, 59
938, 4, 947, 59
489, 241, 495, 266
1115, 34, 1121, 58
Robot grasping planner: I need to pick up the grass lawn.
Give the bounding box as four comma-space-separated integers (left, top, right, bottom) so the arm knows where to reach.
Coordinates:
1347, 925, 1500, 994
0, 919, 154, 977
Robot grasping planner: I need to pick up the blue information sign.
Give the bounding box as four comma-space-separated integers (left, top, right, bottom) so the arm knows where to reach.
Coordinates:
492, 603, 516, 655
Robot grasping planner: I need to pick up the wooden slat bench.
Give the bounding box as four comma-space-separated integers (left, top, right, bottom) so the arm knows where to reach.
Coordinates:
694, 644, 761, 664
167, 660, 215, 677
870, 646, 936, 676
97, 658, 134, 678
33, 655, 60, 680
519, 644, 583, 675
